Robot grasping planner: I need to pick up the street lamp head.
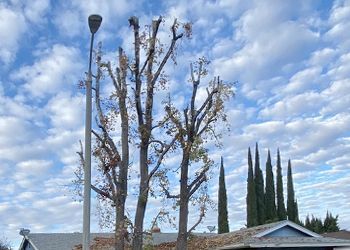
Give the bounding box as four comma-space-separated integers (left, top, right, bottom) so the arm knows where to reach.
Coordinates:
88, 14, 102, 34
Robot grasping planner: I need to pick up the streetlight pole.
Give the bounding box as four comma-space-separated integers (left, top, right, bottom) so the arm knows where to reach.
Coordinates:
83, 14, 102, 250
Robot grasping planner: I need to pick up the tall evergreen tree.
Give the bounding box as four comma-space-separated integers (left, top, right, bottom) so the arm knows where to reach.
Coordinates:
254, 143, 265, 225
324, 211, 340, 232
294, 199, 300, 224
276, 149, 287, 220
287, 159, 297, 222
305, 212, 340, 233
218, 157, 229, 233
247, 147, 258, 227
265, 149, 277, 222
305, 214, 311, 229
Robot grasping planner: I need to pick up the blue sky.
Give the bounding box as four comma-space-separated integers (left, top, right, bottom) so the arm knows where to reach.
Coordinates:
1, 0, 350, 247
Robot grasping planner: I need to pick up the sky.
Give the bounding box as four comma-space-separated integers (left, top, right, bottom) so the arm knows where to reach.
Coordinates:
1, 0, 350, 247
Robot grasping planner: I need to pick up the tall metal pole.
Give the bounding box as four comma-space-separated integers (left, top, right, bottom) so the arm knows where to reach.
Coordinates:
83, 14, 102, 250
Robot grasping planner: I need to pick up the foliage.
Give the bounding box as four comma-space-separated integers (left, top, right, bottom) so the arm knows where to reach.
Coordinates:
323, 211, 340, 233
264, 149, 277, 223
0, 237, 12, 250
254, 143, 265, 225
218, 157, 229, 234
276, 149, 287, 220
74, 16, 195, 250
161, 58, 233, 249
287, 159, 298, 223
304, 212, 340, 234
246, 147, 258, 227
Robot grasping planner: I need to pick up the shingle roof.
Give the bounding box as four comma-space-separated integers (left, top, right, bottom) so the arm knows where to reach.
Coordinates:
323, 230, 350, 240
25, 233, 112, 250
20, 221, 350, 250
23, 232, 214, 250
219, 236, 350, 249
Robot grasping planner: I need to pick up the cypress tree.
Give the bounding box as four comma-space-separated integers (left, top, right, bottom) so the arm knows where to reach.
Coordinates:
218, 156, 229, 233
254, 143, 265, 225
305, 214, 311, 229
265, 149, 277, 222
246, 147, 258, 227
276, 149, 286, 220
287, 159, 297, 222
324, 211, 340, 232
294, 199, 300, 224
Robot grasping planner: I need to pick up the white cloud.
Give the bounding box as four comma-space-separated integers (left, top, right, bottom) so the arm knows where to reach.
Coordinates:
1, 1, 350, 247
22, 0, 50, 24
45, 92, 85, 130
0, 4, 26, 64
11, 44, 83, 98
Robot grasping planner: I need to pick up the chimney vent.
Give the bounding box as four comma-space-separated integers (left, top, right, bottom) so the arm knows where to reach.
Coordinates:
19, 228, 30, 236
151, 226, 161, 233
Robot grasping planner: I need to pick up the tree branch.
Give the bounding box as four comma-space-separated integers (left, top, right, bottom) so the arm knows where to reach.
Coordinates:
129, 16, 144, 126
188, 167, 209, 198
161, 184, 180, 199
148, 135, 178, 182
188, 206, 205, 234
91, 184, 114, 201
150, 18, 183, 87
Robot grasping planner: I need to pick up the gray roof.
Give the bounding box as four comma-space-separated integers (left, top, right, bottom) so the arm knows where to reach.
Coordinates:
149, 232, 214, 245
19, 221, 350, 250
219, 236, 350, 249
213, 221, 350, 250
21, 233, 112, 250
323, 230, 350, 240
20, 232, 214, 250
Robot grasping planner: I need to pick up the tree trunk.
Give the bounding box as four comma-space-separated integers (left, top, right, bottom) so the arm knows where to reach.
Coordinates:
115, 200, 126, 250
176, 152, 190, 250
176, 197, 189, 250
132, 143, 149, 250
115, 82, 129, 250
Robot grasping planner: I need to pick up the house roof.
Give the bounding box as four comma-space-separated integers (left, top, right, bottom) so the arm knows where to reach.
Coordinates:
19, 233, 112, 250
18, 221, 350, 250
219, 236, 350, 249
184, 220, 350, 250
323, 230, 350, 240
18, 232, 214, 250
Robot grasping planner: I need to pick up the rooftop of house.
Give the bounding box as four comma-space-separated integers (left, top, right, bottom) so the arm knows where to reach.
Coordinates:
18, 220, 350, 250
323, 230, 350, 240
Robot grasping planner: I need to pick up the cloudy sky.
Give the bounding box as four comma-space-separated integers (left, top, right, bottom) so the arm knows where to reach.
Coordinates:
1, 0, 350, 247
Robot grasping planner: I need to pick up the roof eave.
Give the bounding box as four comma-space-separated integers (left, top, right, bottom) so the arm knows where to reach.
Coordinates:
249, 242, 350, 248
20, 236, 40, 250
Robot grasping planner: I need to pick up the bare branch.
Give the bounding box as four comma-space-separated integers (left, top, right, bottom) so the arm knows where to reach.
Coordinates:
150, 19, 183, 87
149, 140, 165, 149
148, 135, 178, 182
197, 114, 217, 137
195, 86, 219, 123
188, 167, 209, 199
188, 206, 205, 234
162, 186, 180, 199
140, 16, 162, 76
91, 184, 114, 201
101, 61, 120, 93
129, 16, 144, 126
76, 140, 115, 201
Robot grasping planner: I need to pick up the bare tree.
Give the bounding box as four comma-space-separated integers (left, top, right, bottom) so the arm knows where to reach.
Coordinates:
162, 58, 233, 250
128, 16, 188, 250
75, 16, 189, 250
77, 43, 130, 250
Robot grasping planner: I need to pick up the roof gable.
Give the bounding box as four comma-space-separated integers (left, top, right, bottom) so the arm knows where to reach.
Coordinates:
254, 220, 321, 238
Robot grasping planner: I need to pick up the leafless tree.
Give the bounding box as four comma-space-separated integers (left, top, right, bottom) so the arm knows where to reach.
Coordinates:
128, 16, 189, 250
76, 16, 189, 250
162, 58, 233, 250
